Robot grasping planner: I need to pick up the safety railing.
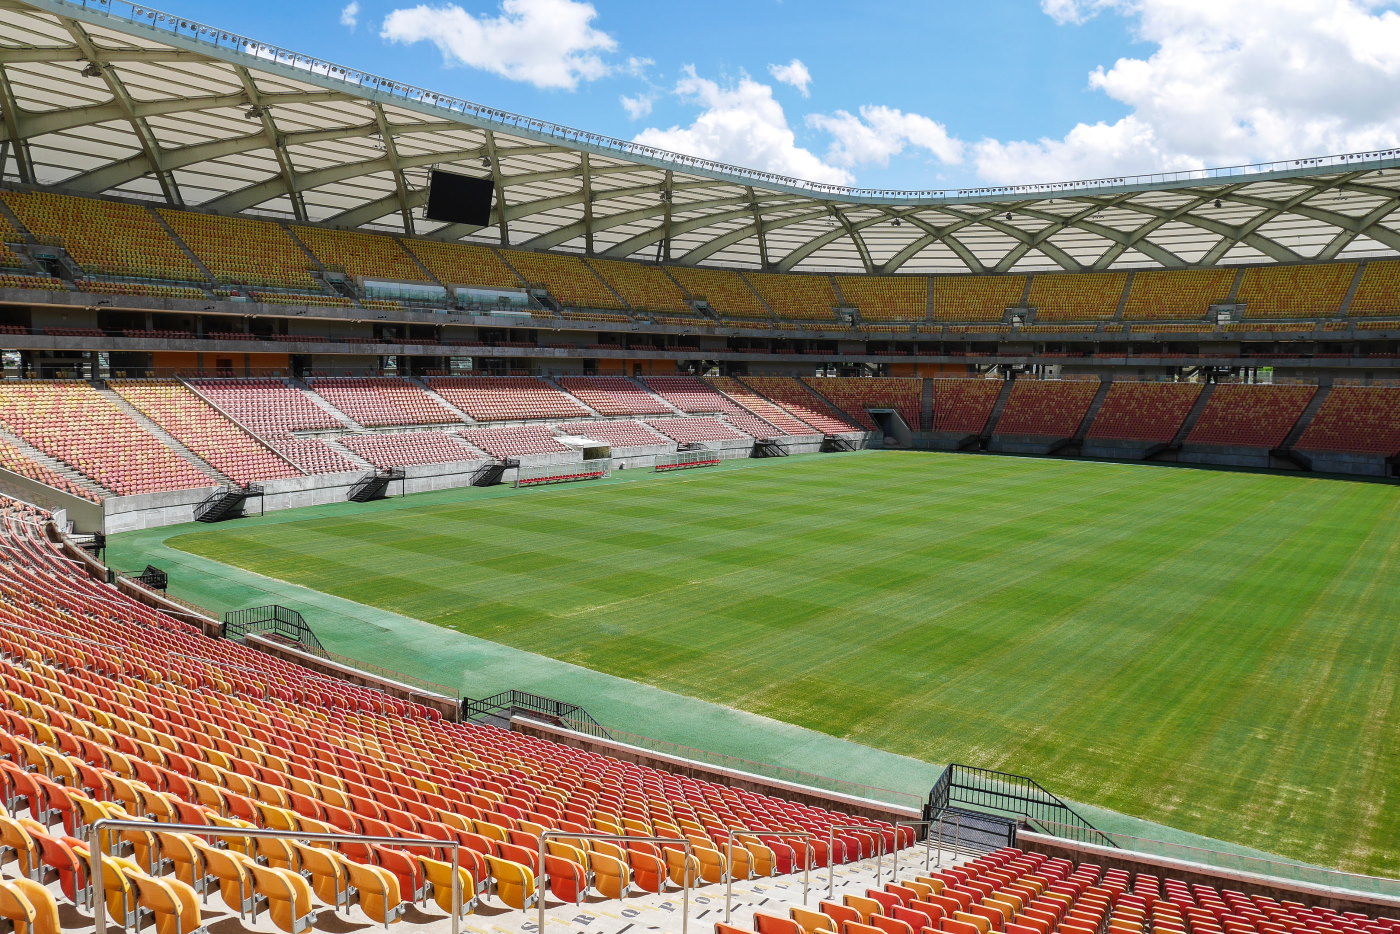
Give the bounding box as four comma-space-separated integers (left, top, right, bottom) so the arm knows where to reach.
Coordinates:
722, 829, 813, 923
88, 819, 464, 934
891, 820, 938, 880
537, 832, 693, 934
51, 0, 1400, 203
827, 825, 887, 898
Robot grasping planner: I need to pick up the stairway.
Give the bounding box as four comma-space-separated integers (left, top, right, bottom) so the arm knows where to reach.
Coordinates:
146, 207, 218, 287
1171, 382, 1218, 445
97, 386, 229, 484
319, 436, 376, 470
289, 378, 365, 430
544, 376, 603, 417
1073, 380, 1115, 442
409, 376, 476, 423
980, 378, 1017, 439
0, 427, 112, 499
1279, 383, 1332, 450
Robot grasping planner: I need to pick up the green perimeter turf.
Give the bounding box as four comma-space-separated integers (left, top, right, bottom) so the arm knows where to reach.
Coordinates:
112, 452, 1400, 876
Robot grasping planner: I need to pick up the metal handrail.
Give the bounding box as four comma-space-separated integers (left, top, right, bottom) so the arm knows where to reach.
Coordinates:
891, 820, 938, 880
721, 828, 812, 923
827, 824, 887, 898
88, 818, 462, 934
537, 832, 692, 934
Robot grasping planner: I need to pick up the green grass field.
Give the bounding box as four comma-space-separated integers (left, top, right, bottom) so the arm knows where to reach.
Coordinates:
164, 452, 1399, 875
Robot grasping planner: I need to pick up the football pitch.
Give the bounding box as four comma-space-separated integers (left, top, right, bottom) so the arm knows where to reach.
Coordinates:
160, 452, 1399, 874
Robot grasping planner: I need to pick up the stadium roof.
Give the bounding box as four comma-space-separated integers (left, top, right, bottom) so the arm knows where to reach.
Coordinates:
5, 0, 1400, 275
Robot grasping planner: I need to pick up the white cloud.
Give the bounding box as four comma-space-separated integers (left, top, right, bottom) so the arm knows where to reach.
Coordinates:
625, 56, 654, 78
767, 58, 812, 97
975, 0, 1400, 183
620, 93, 654, 120
339, 0, 359, 28
634, 66, 854, 185
808, 105, 963, 168
380, 0, 617, 90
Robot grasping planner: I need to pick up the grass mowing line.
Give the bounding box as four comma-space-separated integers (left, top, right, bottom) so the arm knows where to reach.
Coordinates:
152, 451, 1400, 874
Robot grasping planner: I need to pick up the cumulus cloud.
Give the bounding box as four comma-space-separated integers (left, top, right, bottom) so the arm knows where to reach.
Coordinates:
768, 58, 812, 97
809, 105, 963, 168
620, 93, 654, 120
973, 0, 1400, 183
380, 0, 617, 90
340, 1, 359, 28
633, 66, 854, 185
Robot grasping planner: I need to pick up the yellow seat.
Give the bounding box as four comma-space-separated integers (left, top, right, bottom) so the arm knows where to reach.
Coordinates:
127, 869, 203, 934
844, 895, 882, 924
663, 846, 699, 887
247, 862, 314, 934
419, 855, 475, 916
193, 840, 255, 915
343, 857, 402, 923
0, 815, 38, 878
483, 853, 536, 909
588, 850, 630, 899
792, 906, 838, 934
954, 911, 991, 934
293, 843, 350, 910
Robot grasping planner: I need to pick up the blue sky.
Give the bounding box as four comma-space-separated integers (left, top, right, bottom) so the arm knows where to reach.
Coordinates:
158, 0, 1400, 189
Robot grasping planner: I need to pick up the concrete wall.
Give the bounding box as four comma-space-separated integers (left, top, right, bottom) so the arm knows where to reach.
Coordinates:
986, 435, 1063, 455
1020, 832, 1400, 916
1178, 444, 1274, 469
1081, 439, 1157, 461
1299, 451, 1389, 477
513, 717, 921, 825
245, 634, 462, 721
103, 485, 222, 534
0, 467, 103, 532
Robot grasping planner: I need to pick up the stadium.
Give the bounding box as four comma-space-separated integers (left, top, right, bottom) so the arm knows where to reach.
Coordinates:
0, 0, 1396, 933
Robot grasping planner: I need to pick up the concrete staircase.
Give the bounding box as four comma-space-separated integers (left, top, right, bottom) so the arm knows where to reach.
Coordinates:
1171, 382, 1218, 446
544, 376, 604, 417
0, 427, 111, 499
410, 376, 477, 423
319, 436, 377, 470
97, 386, 229, 484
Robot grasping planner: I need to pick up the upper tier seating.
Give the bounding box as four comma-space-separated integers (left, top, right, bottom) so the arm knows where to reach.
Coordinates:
0, 497, 897, 930
0, 437, 100, 501
557, 420, 668, 447
310, 378, 462, 427
995, 380, 1099, 437
1346, 260, 1400, 316
338, 431, 483, 468
588, 258, 691, 313
1028, 272, 1127, 321
0, 273, 66, 291
1295, 386, 1400, 456
556, 377, 673, 416
642, 377, 783, 438
0, 210, 25, 268
667, 267, 769, 318
645, 417, 753, 443
836, 275, 927, 321
932, 379, 1003, 434
1085, 382, 1202, 443
80, 280, 206, 300
458, 425, 572, 457
161, 209, 320, 290
268, 438, 364, 474
933, 276, 1026, 321
403, 239, 523, 290
1122, 269, 1237, 320
1237, 264, 1354, 318
188, 379, 344, 438
0, 382, 212, 495
2, 190, 200, 281
747, 273, 840, 321
804, 378, 923, 432
706, 378, 821, 437
290, 225, 428, 283
108, 380, 304, 485
740, 378, 861, 433
501, 250, 625, 310
1185, 384, 1316, 449
427, 376, 592, 421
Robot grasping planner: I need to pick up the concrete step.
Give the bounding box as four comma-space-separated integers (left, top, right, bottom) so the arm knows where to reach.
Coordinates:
290, 377, 367, 430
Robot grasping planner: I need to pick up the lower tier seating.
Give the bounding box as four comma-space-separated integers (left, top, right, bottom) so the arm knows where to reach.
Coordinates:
268, 438, 364, 474
0, 497, 901, 934
427, 376, 592, 421
1185, 385, 1316, 449
338, 432, 483, 468
645, 417, 754, 443
459, 425, 572, 457
1085, 382, 1202, 444
556, 421, 668, 447
557, 377, 673, 416
189, 379, 344, 438
706, 378, 822, 437
643, 377, 784, 439
804, 378, 923, 432
739, 378, 862, 434
310, 378, 463, 427
1295, 386, 1400, 456
931, 380, 1002, 434
995, 380, 1100, 438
